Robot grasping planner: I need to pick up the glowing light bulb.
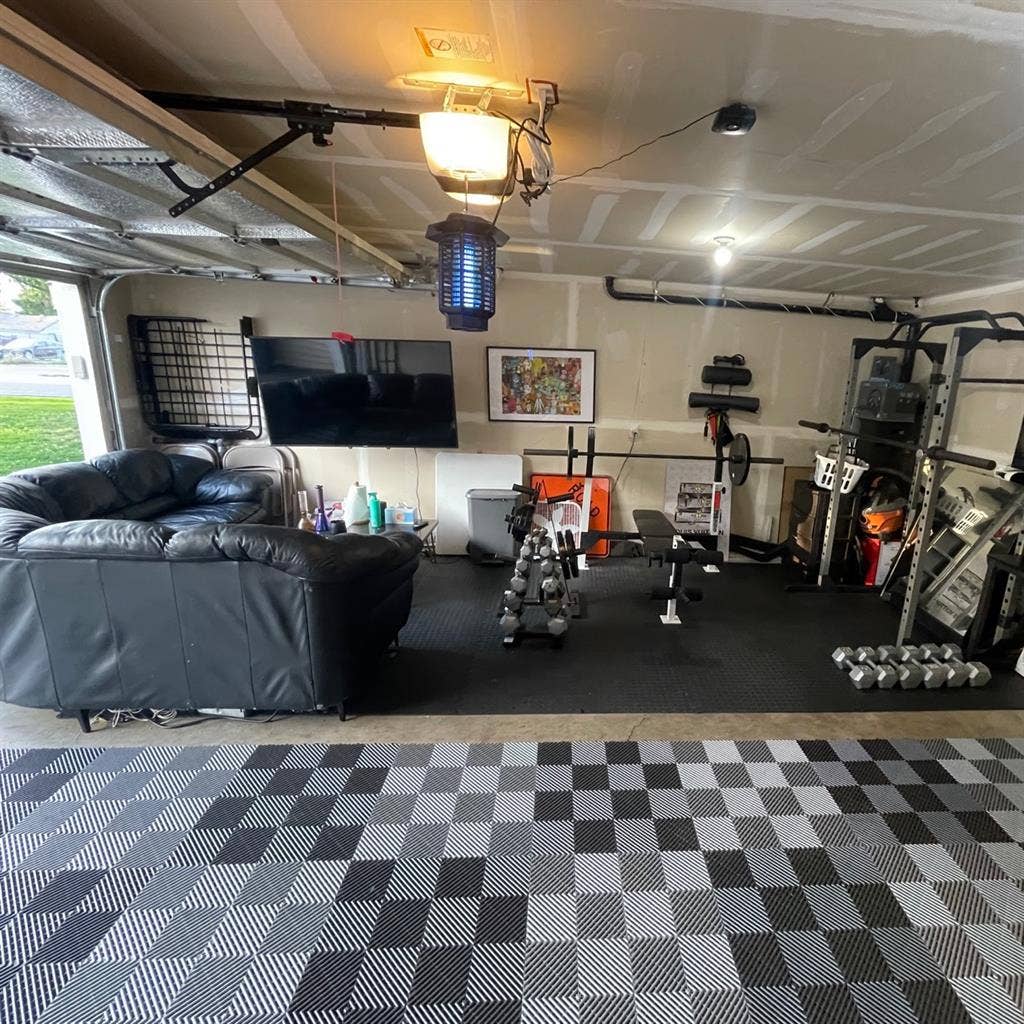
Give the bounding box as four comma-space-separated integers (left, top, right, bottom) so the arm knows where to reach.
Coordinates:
420, 111, 510, 183
712, 236, 735, 268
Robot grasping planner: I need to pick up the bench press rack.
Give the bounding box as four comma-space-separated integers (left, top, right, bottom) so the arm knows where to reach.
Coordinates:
524, 424, 783, 571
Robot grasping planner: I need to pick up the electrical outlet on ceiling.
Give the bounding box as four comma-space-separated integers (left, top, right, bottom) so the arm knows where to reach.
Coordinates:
526, 79, 559, 111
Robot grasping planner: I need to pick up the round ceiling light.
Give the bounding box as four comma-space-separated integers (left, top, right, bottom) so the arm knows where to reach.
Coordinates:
712, 236, 735, 268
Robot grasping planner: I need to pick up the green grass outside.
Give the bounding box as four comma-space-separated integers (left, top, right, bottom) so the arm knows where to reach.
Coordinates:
0, 397, 84, 475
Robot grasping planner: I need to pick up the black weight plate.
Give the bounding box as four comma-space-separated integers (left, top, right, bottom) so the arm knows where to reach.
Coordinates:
729, 433, 751, 486
566, 426, 575, 478
565, 532, 580, 577
585, 426, 596, 479
556, 530, 571, 578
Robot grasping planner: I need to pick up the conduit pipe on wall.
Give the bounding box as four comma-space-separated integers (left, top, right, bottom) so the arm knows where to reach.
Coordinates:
92, 269, 168, 450
604, 276, 912, 323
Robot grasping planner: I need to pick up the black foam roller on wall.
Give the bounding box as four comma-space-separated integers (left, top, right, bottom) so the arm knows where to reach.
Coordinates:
687, 392, 760, 413
701, 365, 752, 387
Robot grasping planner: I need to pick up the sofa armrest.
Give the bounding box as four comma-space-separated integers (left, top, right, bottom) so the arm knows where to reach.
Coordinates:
0, 509, 50, 555
194, 469, 273, 505
166, 523, 422, 581
16, 519, 174, 560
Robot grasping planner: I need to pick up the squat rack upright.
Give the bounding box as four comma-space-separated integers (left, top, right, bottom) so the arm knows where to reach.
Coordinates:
811, 308, 1024, 647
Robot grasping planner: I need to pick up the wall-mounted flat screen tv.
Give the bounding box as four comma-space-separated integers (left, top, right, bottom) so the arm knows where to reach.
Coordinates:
250, 337, 458, 448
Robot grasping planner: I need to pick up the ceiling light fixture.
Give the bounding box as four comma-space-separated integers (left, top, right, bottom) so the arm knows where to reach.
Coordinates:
712, 237, 735, 268
420, 107, 512, 207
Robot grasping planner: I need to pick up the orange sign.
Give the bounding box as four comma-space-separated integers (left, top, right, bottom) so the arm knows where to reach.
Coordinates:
530, 474, 612, 558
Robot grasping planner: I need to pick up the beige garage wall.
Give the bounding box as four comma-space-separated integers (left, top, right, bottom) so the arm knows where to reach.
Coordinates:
919, 285, 1024, 466
107, 273, 897, 536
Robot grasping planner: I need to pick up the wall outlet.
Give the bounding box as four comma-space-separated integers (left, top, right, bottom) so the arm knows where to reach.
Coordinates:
527, 79, 559, 112
628, 424, 639, 439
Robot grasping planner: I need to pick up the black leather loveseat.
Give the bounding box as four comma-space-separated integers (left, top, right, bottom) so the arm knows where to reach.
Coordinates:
0, 449, 422, 728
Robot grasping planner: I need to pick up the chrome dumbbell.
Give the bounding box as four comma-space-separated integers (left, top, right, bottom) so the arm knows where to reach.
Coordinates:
876, 646, 922, 689
896, 645, 951, 688
547, 614, 568, 638
832, 647, 896, 689
499, 610, 521, 635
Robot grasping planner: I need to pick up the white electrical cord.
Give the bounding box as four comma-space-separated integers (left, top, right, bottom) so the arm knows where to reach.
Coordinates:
526, 101, 555, 188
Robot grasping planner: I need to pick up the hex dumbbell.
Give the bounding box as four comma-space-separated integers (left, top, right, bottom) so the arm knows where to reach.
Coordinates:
831, 647, 896, 689
895, 645, 951, 688
919, 642, 963, 663
877, 646, 923, 689
962, 660, 992, 687
547, 614, 568, 638
509, 575, 528, 596
499, 610, 521, 635
852, 646, 899, 689
503, 590, 523, 613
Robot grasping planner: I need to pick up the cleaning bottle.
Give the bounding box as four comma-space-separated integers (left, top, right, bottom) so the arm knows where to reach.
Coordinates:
368, 491, 383, 529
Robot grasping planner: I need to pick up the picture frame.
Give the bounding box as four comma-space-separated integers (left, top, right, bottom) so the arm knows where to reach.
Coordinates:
486, 346, 596, 423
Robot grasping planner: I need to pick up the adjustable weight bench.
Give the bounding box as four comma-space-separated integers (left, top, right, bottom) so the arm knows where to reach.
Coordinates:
581, 508, 724, 625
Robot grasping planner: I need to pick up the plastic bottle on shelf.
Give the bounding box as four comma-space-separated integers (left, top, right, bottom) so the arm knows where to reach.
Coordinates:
368, 491, 383, 529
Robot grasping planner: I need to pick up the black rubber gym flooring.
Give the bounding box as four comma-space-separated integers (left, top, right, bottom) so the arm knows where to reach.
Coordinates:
367, 556, 1023, 716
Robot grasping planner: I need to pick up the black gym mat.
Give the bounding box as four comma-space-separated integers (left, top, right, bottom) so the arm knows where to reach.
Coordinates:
367, 557, 1023, 716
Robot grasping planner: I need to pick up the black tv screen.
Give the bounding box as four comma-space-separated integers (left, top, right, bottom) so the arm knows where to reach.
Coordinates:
250, 337, 458, 448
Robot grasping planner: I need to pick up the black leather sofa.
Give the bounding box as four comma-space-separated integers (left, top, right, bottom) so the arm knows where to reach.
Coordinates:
0, 450, 422, 728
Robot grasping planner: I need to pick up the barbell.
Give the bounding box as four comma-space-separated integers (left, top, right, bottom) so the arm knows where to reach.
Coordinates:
797, 420, 997, 471
524, 425, 784, 487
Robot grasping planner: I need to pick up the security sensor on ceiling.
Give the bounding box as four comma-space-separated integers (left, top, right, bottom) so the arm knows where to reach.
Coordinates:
711, 103, 756, 135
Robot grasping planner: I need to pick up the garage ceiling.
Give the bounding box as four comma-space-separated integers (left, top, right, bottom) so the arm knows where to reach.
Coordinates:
2, 0, 1023, 299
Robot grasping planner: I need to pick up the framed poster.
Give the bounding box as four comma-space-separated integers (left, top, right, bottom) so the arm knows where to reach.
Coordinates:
487, 346, 595, 423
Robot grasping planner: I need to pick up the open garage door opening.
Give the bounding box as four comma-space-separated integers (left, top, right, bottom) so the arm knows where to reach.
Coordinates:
0, 272, 106, 474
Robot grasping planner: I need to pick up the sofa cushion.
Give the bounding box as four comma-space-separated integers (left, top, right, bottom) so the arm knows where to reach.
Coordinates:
151, 502, 264, 530
0, 477, 63, 522
92, 449, 173, 504
194, 469, 273, 505
116, 494, 181, 521
166, 453, 214, 500
17, 519, 174, 560
12, 463, 124, 520
165, 523, 422, 581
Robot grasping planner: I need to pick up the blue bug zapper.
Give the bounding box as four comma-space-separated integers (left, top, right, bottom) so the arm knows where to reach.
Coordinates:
426, 213, 508, 332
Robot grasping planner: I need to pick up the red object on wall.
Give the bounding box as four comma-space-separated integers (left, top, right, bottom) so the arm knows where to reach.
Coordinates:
530, 474, 612, 557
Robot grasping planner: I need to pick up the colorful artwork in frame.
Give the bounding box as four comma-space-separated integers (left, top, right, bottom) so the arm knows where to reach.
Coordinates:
487, 346, 596, 423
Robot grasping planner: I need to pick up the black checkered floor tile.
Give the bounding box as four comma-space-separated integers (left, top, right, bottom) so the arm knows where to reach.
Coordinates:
2, 739, 1024, 1023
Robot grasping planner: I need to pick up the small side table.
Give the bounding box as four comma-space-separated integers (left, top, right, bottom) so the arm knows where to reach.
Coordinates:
344, 519, 438, 562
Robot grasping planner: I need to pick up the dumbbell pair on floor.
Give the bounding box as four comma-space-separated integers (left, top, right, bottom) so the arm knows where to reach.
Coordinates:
832, 644, 992, 690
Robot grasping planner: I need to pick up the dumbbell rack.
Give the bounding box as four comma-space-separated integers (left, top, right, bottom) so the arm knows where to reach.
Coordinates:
499, 527, 582, 648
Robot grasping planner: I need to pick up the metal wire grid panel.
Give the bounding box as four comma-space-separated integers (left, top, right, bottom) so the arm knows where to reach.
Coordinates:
128, 315, 261, 439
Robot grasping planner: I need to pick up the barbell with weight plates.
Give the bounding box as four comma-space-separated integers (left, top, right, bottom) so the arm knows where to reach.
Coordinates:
524, 426, 783, 487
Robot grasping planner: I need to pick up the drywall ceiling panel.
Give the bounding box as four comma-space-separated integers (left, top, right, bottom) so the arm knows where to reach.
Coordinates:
4, 0, 1023, 297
